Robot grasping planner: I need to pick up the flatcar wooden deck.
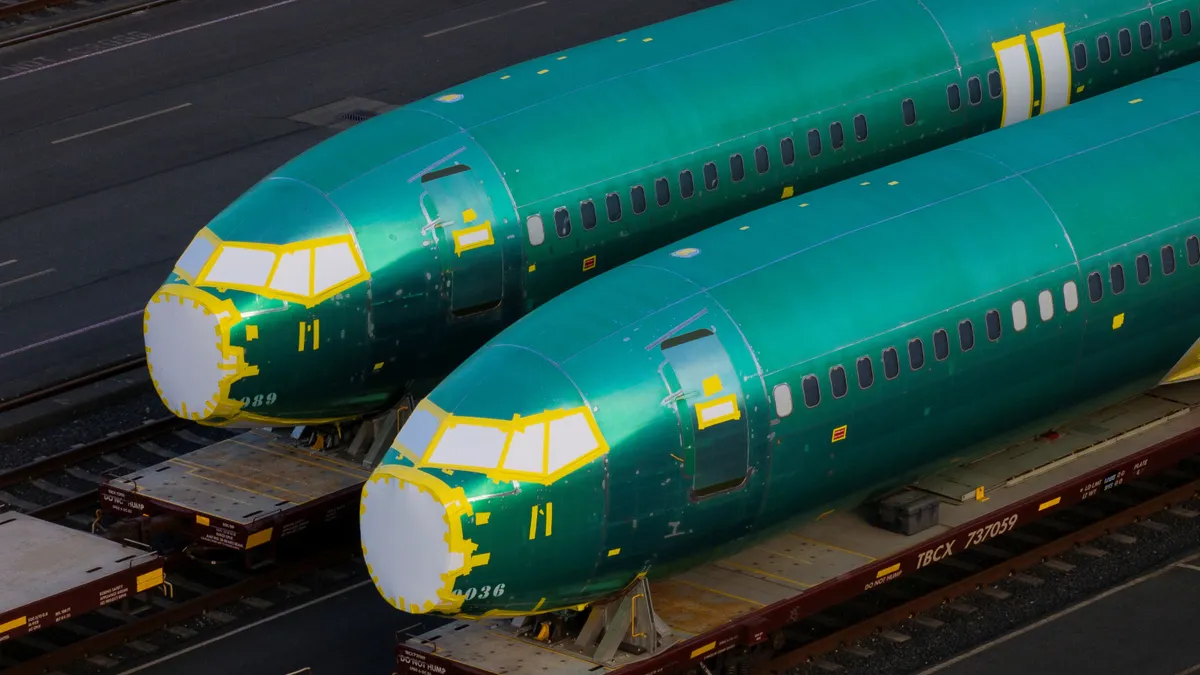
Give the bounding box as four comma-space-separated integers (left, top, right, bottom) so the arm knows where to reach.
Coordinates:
400, 382, 1200, 674
0, 511, 163, 643
99, 430, 370, 550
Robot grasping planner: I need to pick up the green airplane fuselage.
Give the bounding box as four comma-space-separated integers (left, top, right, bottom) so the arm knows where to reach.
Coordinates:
147, 0, 1200, 428
360, 59, 1200, 619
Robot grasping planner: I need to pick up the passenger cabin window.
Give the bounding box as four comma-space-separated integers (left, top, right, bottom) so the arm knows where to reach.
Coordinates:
527, 214, 545, 246
830, 366, 848, 399
902, 98, 916, 126
679, 170, 695, 199
1162, 16, 1173, 41
857, 356, 874, 389
1182, 10, 1193, 36
1098, 34, 1112, 62
1119, 28, 1132, 56
1039, 289, 1054, 321
908, 338, 925, 370
968, 76, 983, 105
1189, 236, 1200, 265
631, 186, 647, 214
780, 137, 796, 166
933, 329, 949, 361
986, 309, 1002, 341
1088, 272, 1104, 302
730, 154, 745, 182
883, 348, 899, 380
1140, 21, 1153, 49
655, 178, 670, 207
947, 84, 961, 112
802, 375, 821, 408
1162, 245, 1176, 275
1111, 263, 1126, 294
703, 162, 719, 190
959, 319, 974, 351
580, 200, 597, 230
553, 207, 571, 238
830, 122, 845, 150
1064, 280, 1079, 312
807, 129, 821, 157
1136, 254, 1150, 284
606, 193, 622, 222
854, 114, 868, 141
987, 70, 1001, 99
773, 383, 793, 418
1012, 300, 1028, 331
754, 145, 769, 172
1073, 42, 1087, 70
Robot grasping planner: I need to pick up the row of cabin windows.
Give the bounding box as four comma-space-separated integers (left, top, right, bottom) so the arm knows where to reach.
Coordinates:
530, 101, 932, 242
532, 12, 1191, 246
772, 237, 1200, 415
945, 70, 1003, 112
1072, 11, 1192, 70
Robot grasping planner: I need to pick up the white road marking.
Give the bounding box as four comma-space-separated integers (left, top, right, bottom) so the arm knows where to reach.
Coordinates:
0, 0, 307, 83
52, 103, 192, 144
422, 1, 548, 38
114, 579, 373, 674
914, 551, 1200, 674
0, 309, 141, 360
1176, 562, 1200, 572
0, 259, 15, 268
0, 268, 55, 289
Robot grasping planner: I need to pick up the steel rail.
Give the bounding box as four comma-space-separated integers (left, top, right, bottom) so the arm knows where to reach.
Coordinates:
0, 0, 184, 48
764, 476, 1200, 674
0, 356, 146, 414
0, 415, 181, 490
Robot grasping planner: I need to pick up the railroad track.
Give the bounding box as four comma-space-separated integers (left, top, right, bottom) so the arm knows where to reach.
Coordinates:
0, 0, 183, 49
1, 541, 368, 675
0, 363, 370, 675
768, 454, 1200, 675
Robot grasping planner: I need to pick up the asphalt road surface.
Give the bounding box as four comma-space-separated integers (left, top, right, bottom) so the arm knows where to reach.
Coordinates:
920, 550, 1200, 675
0, 0, 725, 400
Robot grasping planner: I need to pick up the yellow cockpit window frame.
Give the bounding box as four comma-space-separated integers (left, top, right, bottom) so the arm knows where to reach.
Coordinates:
394, 399, 610, 486
173, 229, 371, 308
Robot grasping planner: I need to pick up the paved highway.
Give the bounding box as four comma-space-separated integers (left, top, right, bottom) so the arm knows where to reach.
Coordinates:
0, 0, 725, 399
922, 551, 1200, 675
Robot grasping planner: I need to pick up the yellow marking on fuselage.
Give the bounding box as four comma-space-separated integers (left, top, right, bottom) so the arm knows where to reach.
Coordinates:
529, 504, 539, 540
298, 321, 306, 351
245, 325, 258, 341
608, 548, 621, 557
475, 512, 490, 525
785, 533, 876, 560
1129, 98, 1143, 104
781, 185, 794, 199
702, 374, 722, 397
642, 37, 653, 42
537, 69, 549, 74
1113, 313, 1125, 329
887, 180, 899, 186
545, 501, 553, 537
312, 319, 319, 350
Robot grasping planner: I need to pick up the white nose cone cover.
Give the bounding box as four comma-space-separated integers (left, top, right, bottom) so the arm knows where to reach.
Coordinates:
361, 468, 467, 614
144, 288, 237, 421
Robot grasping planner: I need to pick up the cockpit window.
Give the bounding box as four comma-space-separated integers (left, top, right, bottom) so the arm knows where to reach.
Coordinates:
175, 230, 219, 281
179, 231, 370, 307
313, 241, 363, 295
270, 249, 311, 295
399, 400, 609, 484
203, 245, 276, 287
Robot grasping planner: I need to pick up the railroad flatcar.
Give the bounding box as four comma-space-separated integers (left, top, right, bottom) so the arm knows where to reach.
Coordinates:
145, 0, 1200, 430
360, 59, 1200, 618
